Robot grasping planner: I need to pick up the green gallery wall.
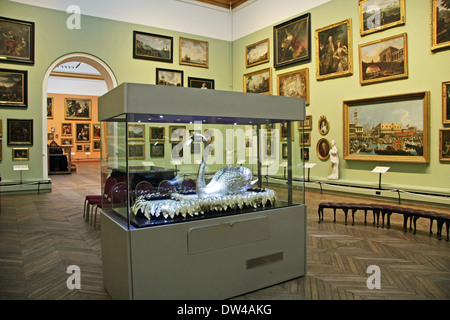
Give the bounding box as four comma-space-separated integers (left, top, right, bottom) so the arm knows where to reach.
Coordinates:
1, 0, 449, 204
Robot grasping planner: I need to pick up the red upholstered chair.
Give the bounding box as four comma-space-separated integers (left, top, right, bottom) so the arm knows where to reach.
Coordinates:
158, 180, 177, 194
134, 181, 155, 201
83, 176, 116, 222
92, 182, 131, 227
180, 179, 196, 192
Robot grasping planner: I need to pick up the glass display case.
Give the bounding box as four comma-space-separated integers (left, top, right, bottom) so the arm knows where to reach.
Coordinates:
99, 83, 307, 300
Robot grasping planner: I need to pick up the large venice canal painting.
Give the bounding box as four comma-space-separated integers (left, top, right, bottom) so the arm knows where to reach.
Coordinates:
343, 92, 430, 163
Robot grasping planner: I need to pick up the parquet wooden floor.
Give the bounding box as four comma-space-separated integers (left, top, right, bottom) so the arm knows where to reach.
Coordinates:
0, 161, 449, 300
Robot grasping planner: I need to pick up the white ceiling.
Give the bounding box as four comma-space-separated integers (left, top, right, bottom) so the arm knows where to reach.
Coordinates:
10, 0, 330, 41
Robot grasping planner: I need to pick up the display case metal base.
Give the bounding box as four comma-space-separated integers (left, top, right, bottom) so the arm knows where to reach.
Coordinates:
101, 205, 306, 300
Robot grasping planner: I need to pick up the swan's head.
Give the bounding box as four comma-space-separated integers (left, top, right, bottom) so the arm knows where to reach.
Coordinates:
186, 133, 208, 147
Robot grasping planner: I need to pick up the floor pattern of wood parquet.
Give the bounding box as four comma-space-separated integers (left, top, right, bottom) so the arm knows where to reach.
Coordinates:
0, 162, 449, 300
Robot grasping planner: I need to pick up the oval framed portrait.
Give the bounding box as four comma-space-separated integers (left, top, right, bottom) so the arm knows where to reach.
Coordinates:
317, 138, 331, 160
318, 115, 329, 135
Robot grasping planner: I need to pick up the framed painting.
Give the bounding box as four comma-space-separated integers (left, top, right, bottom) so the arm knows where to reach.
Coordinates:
246, 38, 270, 68
75, 123, 90, 142
64, 98, 91, 120
150, 126, 165, 142
359, 0, 405, 36
61, 123, 72, 136
443, 81, 450, 124
0, 17, 34, 65
156, 68, 183, 87
12, 148, 29, 161
343, 91, 430, 163
76, 145, 83, 152
47, 97, 53, 119
128, 124, 145, 140
0, 140, 2, 161
273, 13, 311, 68
301, 147, 310, 161
299, 132, 311, 146
359, 33, 408, 85
133, 31, 173, 63
317, 138, 331, 160
0, 119, 2, 137
7, 118, 32, 145
299, 115, 312, 130
169, 125, 186, 141
318, 115, 330, 135
0, 68, 27, 108
84, 144, 90, 152
150, 143, 165, 158
61, 138, 73, 147
93, 140, 101, 151
188, 77, 215, 90
243, 68, 272, 94
431, 0, 450, 51
128, 143, 145, 160
280, 121, 294, 141
93, 123, 101, 139
282, 143, 288, 159
179, 37, 208, 68
439, 129, 450, 161
47, 133, 54, 140
277, 68, 309, 104
316, 18, 353, 80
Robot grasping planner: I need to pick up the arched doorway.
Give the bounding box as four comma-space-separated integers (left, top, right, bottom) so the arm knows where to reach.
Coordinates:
42, 53, 117, 179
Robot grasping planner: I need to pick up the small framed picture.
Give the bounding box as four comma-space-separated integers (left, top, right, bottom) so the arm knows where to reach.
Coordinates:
0, 17, 35, 65
128, 143, 145, 160
282, 143, 288, 159
61, 123, 73, 136
318, 115, 330, 135
443, 81, 450, 125
301, 147, 310, 161
188, 77, 215, 90
439, 129, 450, 162
150, 143, 165, 158
277, 68, 309, 104
299, 132, 311, 146
0, 69, 28, 108
61, 138, 73, 147
47, 97, 53, 119
150, 126, 165, 142
128, 124, 145, 140
133, 31, 173, 63
76, 145, 83, 152
169, 126, 186, 141
299, 115, 312, 130
12, 148, 29, 161
93, 140, 101, 151
75, 123, 90, 142
64, 98, 91, 120
7, 118, 33, 145
47, 133, 54, 140
359, 0, 405, 36
84, 144, 90, 152
245, 38, 270, 68
243, 68, 272, 94
156, 68, 183, 86
93, 123, 101, 139
179, 37, 208, 68
317, 138, 331, 160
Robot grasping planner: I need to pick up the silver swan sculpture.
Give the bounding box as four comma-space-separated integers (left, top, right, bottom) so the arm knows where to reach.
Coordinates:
187, 133, 258, 198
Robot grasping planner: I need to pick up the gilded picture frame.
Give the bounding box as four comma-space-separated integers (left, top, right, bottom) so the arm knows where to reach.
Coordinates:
61, 123, 72, 136
273, 13, 311, 68
359, 33, 408, 85
12, 147, 29, 161
0, 68, 27, 108
133, 31, 173, 63
299, 132, 311, 146
317, 138, 331, 160
315, 18, 353, 80
243, 68, 272, 94
0, 17, 35, 65
439, 128, 450, 162
359, 0, 405, 36
318, 115, 330, 135
179, 37, 208, 68
47, 97, 53, 119
75, 123, 90, 143
246, 38, 270, 68
93, 140, 101, 151
150, 143, 165, 158
343, 91, 430, 163
431, 0, 450, 51
128, 143, 145, 160
7, 118, 33, 145
299, 115, 312, 130
156, 68, 183, 87
277, 68, 309, 104
61, 138, 73, 147
128, 124, 145, 141
64, 98, 91, 120
443, 81, 450, 125
149, 126, 165, 142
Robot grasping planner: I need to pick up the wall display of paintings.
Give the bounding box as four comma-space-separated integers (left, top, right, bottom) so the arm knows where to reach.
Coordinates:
156, 68, 183, 86
317, 138, 331, 160
359, 0, 405, 36
93, 123, 101, 139
0, 68, 27, 108
151, 143, 165, 158
443, 81, 450, 125
318, 115, 329, 135
273, 13, 311, 68
246, 38, 270, 68
0, 17, 35, 65
299, 115, 312, 130
133, 31, 173, 63
359, 33, 408, 85
188, 77, 215, 89
439, 129, 450, 161
243, 68, 272, 94
179, 37, 208, 68
316, 18, 353, 80
93, 140, 101, 151
64, 98, 91, 120
431, 0, 450, 51
7, 118, 32, 145
343, 91, 430, 163
301, 147, 309, 161
128, 143, 145, 160
47, 97, 53, 119
299, 132, 311, 146
149, 126, 165, 142
12, 147, 29, 161
277, 68, 309, 104
128, 124, 145, 140
75, 123, 90, 142
61, 123, 72, 136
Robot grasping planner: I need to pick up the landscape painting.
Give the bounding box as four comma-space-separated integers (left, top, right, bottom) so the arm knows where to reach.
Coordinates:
359, 0, 405, 36
432, 0, 450, 50
179, 37, 208, 68
343, 92, 430, 163
0, 68, 27, 107
246, 39, 270, 68
243, 68, 272, 94
133, 31, 173, 63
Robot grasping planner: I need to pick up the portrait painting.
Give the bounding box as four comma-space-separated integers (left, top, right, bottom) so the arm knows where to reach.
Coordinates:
47, 97, 53, 118
343, 91, 430, 163
431, 0, 450, 51
0, 17, 34, 65
179, 37, 208, 68
318, 115, 330, 135
133, 31, 173, 63
64, 98, 91, 120
316, 19, 353, 80
243, 68, 272, 94
273, 13, 311, 68
0, 68, 27, 107
156, 68, 183, 87
439, 129, 450, 162
93, 123, 101, 139
359, 0, 405, 36
443, 81, 450, 124
277, 68, 309, 104
75, 123, 90, 142
246, 38, 270, 68
317, 138, 331, 160
7, 118, 32, 145
188, 77, 214, 89
359, 33, 408, 85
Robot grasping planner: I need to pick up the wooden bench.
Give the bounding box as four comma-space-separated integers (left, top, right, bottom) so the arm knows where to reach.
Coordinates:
318, 202, 450, 241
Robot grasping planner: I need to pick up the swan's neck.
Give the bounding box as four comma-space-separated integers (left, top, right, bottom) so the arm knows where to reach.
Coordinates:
196, 139, 210, 195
